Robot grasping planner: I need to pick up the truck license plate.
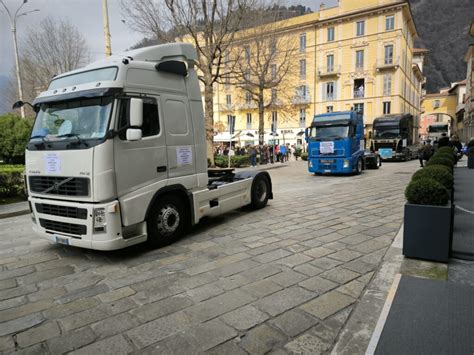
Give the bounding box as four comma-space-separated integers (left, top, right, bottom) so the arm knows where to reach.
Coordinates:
320, 160, 334, 164
53, 235, 70, 245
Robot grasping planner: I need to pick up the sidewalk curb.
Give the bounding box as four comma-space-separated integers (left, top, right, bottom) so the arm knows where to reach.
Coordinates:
0, 209, 30, 219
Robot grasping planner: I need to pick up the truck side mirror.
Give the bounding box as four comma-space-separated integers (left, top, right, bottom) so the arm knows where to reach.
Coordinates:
126, 128, 142, 141
12, 100, 25, 110
130, 98, 143, 127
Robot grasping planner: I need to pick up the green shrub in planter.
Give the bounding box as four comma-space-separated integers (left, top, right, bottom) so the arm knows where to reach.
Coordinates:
433, 151, 455, 162
437, 146, 455, 155
301, 152, 308, 161
425, 156, 453, 168
213, 155, 251, 168
405, 178, 449, 206
0, 165, 25, 198
412, 166, 453, 190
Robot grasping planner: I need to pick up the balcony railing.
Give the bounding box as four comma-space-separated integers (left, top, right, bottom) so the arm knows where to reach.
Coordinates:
220, 103, 235, 112
238, 102, 258, 110
376, 56, 400, 70
323, 93, 335, 101
292, 95, 311, 105
353, 90, 365, 98
318, 65, 341, 77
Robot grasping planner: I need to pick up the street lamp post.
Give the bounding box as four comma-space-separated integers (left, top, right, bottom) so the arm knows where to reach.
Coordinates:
0, 0, 39, 119
102, 0, 112, 57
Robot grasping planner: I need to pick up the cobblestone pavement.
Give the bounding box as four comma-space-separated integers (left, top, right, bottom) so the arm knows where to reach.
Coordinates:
0, 160, 418, 354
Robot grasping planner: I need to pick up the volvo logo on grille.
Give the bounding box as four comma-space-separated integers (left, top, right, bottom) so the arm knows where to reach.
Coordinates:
42, 177, 74, 194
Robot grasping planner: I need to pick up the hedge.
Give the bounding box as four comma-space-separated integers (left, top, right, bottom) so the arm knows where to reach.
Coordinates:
405, 177, 449, 206
425, 156, 453, 168
0, 114, 33, 164
214, 155, 251, 168
412, 165, 453, 190
301, 152, 308, 161
0, 165, 25, 198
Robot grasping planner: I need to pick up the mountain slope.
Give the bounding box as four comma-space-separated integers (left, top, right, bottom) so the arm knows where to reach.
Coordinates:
410, 0, 474, 92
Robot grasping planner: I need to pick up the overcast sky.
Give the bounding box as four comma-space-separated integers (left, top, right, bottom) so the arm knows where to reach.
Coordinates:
1, 0, 333, 80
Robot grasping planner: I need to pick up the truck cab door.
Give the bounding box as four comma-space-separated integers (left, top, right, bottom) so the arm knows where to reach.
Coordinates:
113, 96, 168, 197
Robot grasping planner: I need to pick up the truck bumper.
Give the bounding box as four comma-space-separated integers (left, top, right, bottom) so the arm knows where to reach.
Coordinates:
29, 197, 147, 251
308, 158, 354, 174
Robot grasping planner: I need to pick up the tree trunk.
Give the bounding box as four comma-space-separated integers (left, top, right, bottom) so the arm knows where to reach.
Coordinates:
258, 90, 265, 146
204, 82, 215, 166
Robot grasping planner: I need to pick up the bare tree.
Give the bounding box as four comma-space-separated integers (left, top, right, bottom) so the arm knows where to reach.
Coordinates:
122, 0, 253, 164
3, 17, 90, 114
231, 6, 299, 145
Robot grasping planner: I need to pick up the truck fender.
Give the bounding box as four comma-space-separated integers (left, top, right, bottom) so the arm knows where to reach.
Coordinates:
144, 184, 195, 225
233, 171, 273, 200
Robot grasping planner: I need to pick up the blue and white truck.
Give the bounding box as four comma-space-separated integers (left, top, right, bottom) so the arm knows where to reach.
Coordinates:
305, 110, 380, 175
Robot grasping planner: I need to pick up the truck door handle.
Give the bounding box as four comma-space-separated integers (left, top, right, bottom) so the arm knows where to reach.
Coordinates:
157, 166, 167, 173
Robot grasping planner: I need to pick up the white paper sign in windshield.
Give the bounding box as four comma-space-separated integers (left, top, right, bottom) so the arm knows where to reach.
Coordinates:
45, 153, 61, 173
320, 141, 335, 154
177, 147, 193, 166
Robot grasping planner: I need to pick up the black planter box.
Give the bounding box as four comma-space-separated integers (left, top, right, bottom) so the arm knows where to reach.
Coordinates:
468, 155, 474, 169
403, 203, 452, 262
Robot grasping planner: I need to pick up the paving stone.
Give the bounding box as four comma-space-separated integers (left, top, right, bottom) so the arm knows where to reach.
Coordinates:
284, 330, 331, 354
27, 287, 67, 303
18, 266, 75, 285
16, 321, 60, 348
5, 342, 49, 355
293, 264, 324, 277
242, 279, 283, 298
300, 291, 355, 320
184, 289, 256, 323
327, 249, 363, 262
0, 313, 44, 337
348, 239, 387, 253
299, 276, 338, 295
47, 327, 97, 354
206, 339, 248, 355
71, 334, 133, 355
0, 266, 35, 281
253, 249, 293, 264
43, 298, 99, 319
127, 311, 193, 348
130, 294, 193, 323
187, 318, 238, 351
91, 312, 141, 338
185, 283, 223, 302
98, 297, 138, 316
266, 270, 308, 287
239, 324, 287, 355
274, 254, 313, 267
0, 279, 16, 291
0, 296, 27, 311
60, 307, 109, 331
5, 253, 58, 270
97, 286, 136, 303
338, 234, 373, 245
240, 265, 282, 282
270, 310, 318, 337
57, 284, 109, 304
320, 266, 360, 284
0, 284, 37, 302
304, 247, 335, 258
221, 304, 269, 331
0, 336, 14, 352
337, 279, 366, 298
0, 299, 52, 322
254, 286, 315, 317
184, 253, 251, 276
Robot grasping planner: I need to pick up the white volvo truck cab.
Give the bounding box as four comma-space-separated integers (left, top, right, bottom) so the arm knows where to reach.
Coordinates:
16, 43, 272, 251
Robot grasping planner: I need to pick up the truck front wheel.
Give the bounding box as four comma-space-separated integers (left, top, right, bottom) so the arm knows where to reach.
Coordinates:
250, 175, 270, 210
355, 158, 363, 175
147, 195, 187, 247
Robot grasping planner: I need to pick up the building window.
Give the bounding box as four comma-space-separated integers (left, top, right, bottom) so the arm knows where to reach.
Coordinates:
224, 73, 230, 86
246, 113, 252, 129
327, 54, 334, 72
300, 33, 306, 52
383, 74, 392, 96
245, 92, 252, 104
354, 79, 364, 98
386, 15, 395, 31
356, 20, 365, 36
271, 111, 278, 132
327, 27, 335, 42
384, 45, 394, 64
271, 88, 277, 101
433, 100, 440, 109
297, 85, 308, 98
299, 59, 306, 79
227, 115, 235, 133
324, 82, 335, 100
383, 101, 391, 114
271, 64, 277, 80
327, 106, 334, 113
244, 46, 250, 62
354, 103, 364, 114
356, 50, 364, 69
299, 109, 306, 128
226, 94, 232, 105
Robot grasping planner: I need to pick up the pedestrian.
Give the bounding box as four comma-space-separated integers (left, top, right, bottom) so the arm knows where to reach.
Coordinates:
437, 133, 450, 148
275, 145, 280, 162
250, 146, 257, 167
418, 140, 433, 167
280, 144, 286, 163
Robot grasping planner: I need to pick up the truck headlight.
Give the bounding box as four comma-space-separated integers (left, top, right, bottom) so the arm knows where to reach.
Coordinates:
309, 159, 313, 168
343, 160, 350, 168
93, 208, 107, 232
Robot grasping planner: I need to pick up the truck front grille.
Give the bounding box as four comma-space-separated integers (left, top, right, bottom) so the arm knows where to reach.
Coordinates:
36, 203, 88, 220
39, 218, 86, 236
374, 142, 396, 150
29, 176, 89, 196
318, 164, 337, 171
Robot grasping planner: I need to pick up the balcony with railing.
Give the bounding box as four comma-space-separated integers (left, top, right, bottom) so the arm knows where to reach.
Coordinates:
292, 95, 311, 105
376, 56, 400, 71
323, 93, 336, 101
353, 89, 365, 98
318, 65, 341, 78
219, 103, 235, 112
238, 101, 258, 110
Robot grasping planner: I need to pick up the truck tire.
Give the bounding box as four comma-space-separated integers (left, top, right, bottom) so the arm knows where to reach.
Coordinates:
250, 174, 270, 210
355, 158, 363, 175
147, 195, 187, 247
376, 155, 381, 169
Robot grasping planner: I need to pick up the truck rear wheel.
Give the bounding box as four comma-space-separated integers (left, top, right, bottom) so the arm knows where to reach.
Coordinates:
147, 195, 187, 247
250, 175, 270, 210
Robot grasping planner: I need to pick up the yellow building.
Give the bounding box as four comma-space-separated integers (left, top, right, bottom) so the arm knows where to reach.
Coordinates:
213, 0, 424, 146
420, 92, 457, 139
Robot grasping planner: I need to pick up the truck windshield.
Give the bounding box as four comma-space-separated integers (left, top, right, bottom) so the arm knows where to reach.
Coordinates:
309, 125, 349, 140
30, 96, 113, 143
374, 128, 400, 139
428, 125, 448, 133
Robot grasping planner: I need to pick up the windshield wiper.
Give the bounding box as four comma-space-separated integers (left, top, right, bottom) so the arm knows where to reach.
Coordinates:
57, 133, 89, 147
30, 135, 50, 148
